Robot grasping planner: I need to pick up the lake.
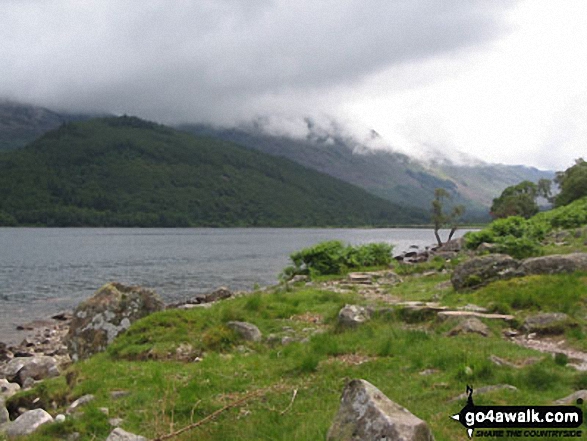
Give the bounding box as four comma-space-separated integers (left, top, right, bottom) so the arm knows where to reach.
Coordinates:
0, 227, 473, 344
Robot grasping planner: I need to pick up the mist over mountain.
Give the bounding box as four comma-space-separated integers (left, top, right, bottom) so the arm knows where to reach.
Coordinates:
179, 118, 554, 221
0, 102, 554, 222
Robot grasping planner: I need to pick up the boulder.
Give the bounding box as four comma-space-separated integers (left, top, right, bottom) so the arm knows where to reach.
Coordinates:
520, 253, 587, 275
226, 321, 262, 342
327, 379, 435, 441
338, 305, 371, 328
447, 318, 491, 337
0, 398, 8, 425
0, 356, 59, 386
522, 313, 575, 335
106, 427, 147, 441
451, 254, 522, 291
0, 379, 20, 399
195, 286, 233, 303
66, 394, 95, 414
4, 408, 53, 439
554, 390, 587, 405
67, 282, 164, 361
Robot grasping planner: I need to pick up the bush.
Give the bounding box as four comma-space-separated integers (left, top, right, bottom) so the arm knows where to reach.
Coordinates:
285, 240, 393, 278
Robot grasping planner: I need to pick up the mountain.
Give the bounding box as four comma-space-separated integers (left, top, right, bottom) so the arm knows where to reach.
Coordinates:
179, 122, 554, 221
0, 101, 95, 151
0, 116, 428, 227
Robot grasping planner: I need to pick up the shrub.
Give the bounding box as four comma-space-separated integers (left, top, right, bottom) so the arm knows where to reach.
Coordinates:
285, 240, 393, 278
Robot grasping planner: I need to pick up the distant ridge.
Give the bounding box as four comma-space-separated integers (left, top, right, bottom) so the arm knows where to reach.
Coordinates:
0, 116, 428, 227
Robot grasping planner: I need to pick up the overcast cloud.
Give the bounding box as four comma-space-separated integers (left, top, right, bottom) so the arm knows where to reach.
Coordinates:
1, 0, 585, 170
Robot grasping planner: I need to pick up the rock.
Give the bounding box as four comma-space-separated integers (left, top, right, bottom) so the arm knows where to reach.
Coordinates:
477, 242, 498, 253
326, 379, 435, 441
522, 313, 575, 335
437, 311, 515, 323
451, 254, 522, 291
0, 398, 8, 425
337, 305, 371, 328
196, 286, 233, 303
4, 408, 54, 439
438, 237, 464, 252
396, 302, 447, 323
55, 414, 66, 423
67, 282, 164, 361
0, 356, 59, 386
521, 253, 587, 275
347, 273, 373, 284
106, 427, 148, 441
110, 390, 130, 400
0, 379, 20, 399
226, 321, 262, 342
109, 417, 124, 427
554, 390, 587, 405
66, 394, 95, 414
447, 318, 491, 337
450, 385, 518, 402
0, 342, 12, 363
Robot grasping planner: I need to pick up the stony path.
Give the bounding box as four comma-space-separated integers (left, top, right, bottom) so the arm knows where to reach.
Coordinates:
512, 335, 587, 371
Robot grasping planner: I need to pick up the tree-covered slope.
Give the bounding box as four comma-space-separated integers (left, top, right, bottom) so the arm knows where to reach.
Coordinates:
0, 116, 427, 227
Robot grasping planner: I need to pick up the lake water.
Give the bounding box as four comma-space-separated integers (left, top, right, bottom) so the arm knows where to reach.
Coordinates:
0, 227, 473, 344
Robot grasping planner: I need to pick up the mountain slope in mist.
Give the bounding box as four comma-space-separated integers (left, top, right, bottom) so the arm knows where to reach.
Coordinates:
180, 122, 554, 221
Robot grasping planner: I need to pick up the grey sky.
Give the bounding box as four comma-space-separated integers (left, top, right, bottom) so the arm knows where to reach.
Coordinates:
2, 0, 584, 170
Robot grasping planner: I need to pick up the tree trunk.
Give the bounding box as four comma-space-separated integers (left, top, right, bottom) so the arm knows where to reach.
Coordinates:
447, 227, 457, 242
434, 228, 443, 246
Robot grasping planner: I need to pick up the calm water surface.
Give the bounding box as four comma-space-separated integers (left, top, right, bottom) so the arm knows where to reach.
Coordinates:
0, 228, 473, 344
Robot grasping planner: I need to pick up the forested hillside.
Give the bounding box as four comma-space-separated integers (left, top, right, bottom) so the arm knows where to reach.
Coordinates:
0, 116, 428, 227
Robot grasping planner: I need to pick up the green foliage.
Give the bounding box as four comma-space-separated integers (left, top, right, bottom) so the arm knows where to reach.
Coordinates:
0, 116, 427, 227
202, 325, 238, 351
490, 180, 544, 219
465, 197, 587, 258
286, 240, 393, 278
554, 158, 587, 207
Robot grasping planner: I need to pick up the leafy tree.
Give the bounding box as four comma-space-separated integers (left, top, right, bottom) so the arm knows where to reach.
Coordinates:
490, 179, 551, 219
554, 158, 587, 207
431, 188, 465, 246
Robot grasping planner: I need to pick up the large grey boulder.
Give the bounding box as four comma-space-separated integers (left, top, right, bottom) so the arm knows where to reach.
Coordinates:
447, 318, 491, 337
106, 427, 147, 441
522, 313, 575, 335
338, 305, 371, 328
521, 253, 587, 275
226, 321, 262, 342
4, 408, 53, 439
67, 283, 164, 361
451, 254, 522, 291
0, 356, 59, 386
327, 379, 435, 441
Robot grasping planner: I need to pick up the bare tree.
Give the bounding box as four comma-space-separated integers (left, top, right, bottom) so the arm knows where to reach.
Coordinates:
431, 188, 465, 246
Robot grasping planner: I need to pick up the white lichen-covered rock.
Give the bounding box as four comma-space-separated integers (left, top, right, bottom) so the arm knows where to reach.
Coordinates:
327, 379, 435, 441
66, 283, 164, 361
4, 408, 54, 439
226, 321, 262, 342
338, 305, 371, 328
0, 379, 21, 399
106, 427, 148, 441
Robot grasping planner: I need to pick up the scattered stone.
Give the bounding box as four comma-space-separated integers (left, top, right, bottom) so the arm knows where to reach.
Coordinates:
327, 379, 435, 441
0, 379, 20, 399
196, 286, 233, 303
337, 304, 371, 328
451, 254, 522, 291
489, 355, 519, 368
109, 417, 124, 427
522, 313, 575, 335
55, 414, 66, 423
396, 302, 448, 323
502, 329, 519, 338
226, 321, 262, 342
521, 253, 587, 275
437, 311, 515, 323
21, 377, 35, 389
0, 398, 8, 425
347, 273, 373, 284
450, 385, 518, 402
289, 275, 309, 284
419, 369, 440, 376
554, 390, 587, 405
1, 356, 59, 386
106, 427, 147, 441
67, 394, 95, 414
51, 312, 72, 321
4, 408, 54, 439
281, 336, 295, 345
66, 282, 164, 361
447, 318, 491, 337
110, 390, 130, 400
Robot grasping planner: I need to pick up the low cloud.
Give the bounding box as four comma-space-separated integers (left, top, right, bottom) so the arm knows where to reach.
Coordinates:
0, 0, 513, 124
